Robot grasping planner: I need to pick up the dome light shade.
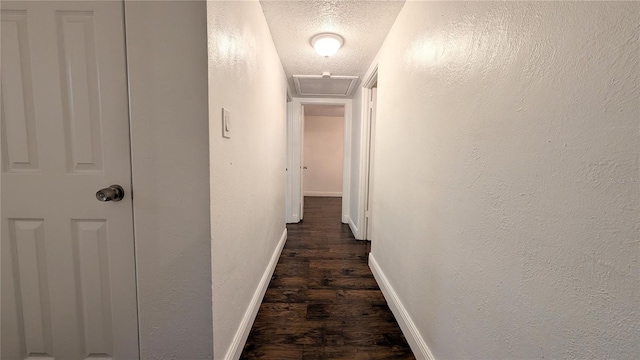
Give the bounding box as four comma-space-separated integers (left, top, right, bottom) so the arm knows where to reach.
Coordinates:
311, 33, 344, 57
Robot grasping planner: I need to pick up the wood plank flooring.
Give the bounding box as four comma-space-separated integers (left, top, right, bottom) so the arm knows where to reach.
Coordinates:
241, 197, 415, 360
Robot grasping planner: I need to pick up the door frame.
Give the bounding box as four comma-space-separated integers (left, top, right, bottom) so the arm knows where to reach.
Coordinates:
285, 90, 293, 222
286, 97, 352, 223
357, 66, 378, 240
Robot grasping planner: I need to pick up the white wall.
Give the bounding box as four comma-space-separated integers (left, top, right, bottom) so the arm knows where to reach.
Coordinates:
125, 1, 213, 359
370, 2, 640, 359
304, 116, 344, 197
207, 0, 288, 358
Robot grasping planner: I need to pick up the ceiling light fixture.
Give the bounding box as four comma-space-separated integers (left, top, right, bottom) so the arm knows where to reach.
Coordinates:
311, 33, 344, 58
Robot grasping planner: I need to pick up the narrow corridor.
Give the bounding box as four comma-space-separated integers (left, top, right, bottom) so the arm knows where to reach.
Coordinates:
241, 197, 414, 359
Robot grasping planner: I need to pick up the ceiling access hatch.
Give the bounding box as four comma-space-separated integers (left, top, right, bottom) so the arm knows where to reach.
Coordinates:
293, 75, 359, 97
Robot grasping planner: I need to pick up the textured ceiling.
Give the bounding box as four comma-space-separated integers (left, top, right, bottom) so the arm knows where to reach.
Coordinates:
260, 0, 405, 98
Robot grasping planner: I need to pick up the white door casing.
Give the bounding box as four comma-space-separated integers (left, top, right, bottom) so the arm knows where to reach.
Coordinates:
364, 87, 377, 240
300, 105, 305, 220
287, 98, 352, 224
1, 1, 139, 359
356, 65, 378, 241
285, 96, 292, 223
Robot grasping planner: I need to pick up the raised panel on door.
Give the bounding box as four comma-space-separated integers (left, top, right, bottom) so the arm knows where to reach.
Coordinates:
3, 219, 54, 360
57, 10, 104, 173
1, 10, 38, 173
71, 220, 114, 358
1, 1, 138, 359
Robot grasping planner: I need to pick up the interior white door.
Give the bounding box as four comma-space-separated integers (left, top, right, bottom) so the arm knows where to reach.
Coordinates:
1, 1, 139, 359
365, 87, 377, 240
300, 105, 305, 220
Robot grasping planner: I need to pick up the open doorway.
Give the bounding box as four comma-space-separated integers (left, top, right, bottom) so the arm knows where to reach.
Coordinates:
286, 98, 352, 224
302, 105, 345, 214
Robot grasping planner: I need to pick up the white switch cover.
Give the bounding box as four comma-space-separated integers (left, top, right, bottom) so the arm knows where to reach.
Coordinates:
222, 108, 231, 138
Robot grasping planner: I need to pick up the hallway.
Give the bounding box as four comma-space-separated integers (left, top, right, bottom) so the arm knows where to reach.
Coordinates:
1, 1, 637, 359
241, 197, 414, 359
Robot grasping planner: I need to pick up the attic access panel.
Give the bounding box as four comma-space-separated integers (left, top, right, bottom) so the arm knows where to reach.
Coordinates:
293, 75, 359, 97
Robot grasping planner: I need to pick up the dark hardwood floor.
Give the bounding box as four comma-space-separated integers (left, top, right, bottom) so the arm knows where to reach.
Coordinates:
241, 197, 415, 360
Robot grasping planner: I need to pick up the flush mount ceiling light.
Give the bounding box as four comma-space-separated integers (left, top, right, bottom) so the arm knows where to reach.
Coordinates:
311, 33, 344, 57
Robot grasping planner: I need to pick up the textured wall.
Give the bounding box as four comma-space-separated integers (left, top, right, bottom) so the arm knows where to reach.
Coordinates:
304, 116, 345, 196
371, 2, 640, 359
207, 0, 288, 358
125, 1, 213, 359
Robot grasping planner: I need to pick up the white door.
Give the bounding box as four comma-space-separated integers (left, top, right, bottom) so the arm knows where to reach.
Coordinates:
300, 105, 305, 220
364, 87, 377, 240
1, 1, 139, 359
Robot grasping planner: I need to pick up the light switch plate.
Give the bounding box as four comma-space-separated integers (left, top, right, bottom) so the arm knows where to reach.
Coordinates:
222, 108, 230, 138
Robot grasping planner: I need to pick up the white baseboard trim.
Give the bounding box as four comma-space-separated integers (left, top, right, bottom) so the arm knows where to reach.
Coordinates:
226, 228, 288, 360
303, 191, 342, 197
348, 216, 359, 239
369, 253, 436, 360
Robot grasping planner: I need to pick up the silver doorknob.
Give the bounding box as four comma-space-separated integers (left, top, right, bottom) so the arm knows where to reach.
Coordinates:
96, 185, 125, 202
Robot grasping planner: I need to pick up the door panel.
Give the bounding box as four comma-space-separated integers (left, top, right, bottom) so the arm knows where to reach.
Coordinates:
58, 10, 104, 173
1, 9, 38, 173
7, 218, 54, 357
365, 87, 377, 240
1, 1, 138, 359
300, 105, 305, 220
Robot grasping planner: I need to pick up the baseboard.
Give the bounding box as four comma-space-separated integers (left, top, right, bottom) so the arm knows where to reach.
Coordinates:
368, 253, 436, 360
348, 216, 359, 239
226, 228, 288, 360
303, 191, 342, 197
